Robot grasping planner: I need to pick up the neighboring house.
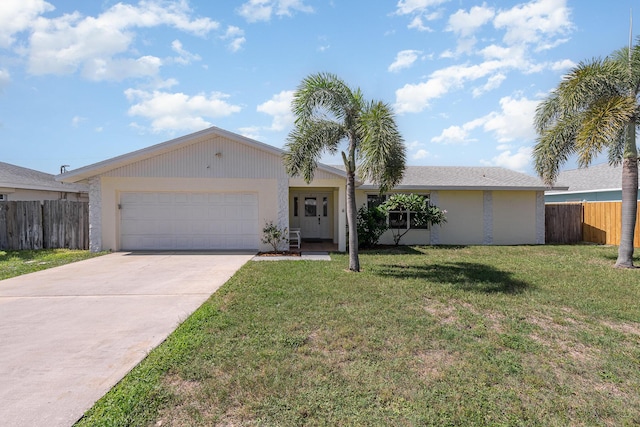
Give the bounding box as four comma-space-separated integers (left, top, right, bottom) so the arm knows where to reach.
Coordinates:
58, 126, 547, 252
545, 162, 640, 202
0, 161, 88, 202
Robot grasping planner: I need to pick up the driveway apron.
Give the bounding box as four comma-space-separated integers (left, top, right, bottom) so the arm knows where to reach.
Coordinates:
0, 251, 253, 427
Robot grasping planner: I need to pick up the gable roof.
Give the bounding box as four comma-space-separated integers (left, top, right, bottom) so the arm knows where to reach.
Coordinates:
57, 126, 346, 183
356, 166, 549, 191
546, 162, 631, 195
0, 161, 87, 193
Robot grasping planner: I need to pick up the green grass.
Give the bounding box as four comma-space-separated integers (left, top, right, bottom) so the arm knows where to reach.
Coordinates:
0, 249, 106, 280
76, 245, 640, 426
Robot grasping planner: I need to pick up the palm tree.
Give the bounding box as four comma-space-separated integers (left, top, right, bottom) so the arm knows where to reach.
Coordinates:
283, 72, 406, 271
533, 44, 640, 268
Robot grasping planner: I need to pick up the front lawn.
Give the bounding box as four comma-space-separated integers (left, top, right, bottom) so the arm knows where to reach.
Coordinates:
0, 249, 105, 280
77, 245, 640, 426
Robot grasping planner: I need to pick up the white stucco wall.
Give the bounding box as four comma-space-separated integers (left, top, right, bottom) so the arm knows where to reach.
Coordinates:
492, 191, 537, 245
355, 189, 541, 246
437, 191, 485, 245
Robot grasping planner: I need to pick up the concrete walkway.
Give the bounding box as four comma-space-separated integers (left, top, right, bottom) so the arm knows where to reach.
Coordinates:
0, 251, 254, 427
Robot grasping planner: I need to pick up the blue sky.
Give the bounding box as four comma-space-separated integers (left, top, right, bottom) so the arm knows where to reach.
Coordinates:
0, 0, 634, 175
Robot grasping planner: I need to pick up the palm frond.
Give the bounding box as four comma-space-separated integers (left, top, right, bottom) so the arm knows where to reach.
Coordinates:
576, 95, 636, 166
357, 101, 406, 192
533, 114, 580, 185
291, 72, 354, 125
283, 119, 346, 183
555, 59, 625, 114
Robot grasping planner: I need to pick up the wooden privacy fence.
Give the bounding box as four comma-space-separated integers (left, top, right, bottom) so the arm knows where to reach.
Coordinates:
546, 201, 640, 247
545, 203, 583, 244
0, 200, 89, 250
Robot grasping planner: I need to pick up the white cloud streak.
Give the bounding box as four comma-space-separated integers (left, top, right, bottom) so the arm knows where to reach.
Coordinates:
388, 50, 422, 73
237, 0, 313, 23
125, 88, 242, 133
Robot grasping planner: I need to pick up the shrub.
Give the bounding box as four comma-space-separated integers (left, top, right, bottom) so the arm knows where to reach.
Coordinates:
261, 221, 288, 252
356, 205, 388, 248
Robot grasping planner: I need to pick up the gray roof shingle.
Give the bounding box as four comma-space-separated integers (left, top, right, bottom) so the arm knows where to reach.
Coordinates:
0, 162, 87, 193
546, 162, 632, 194
354, 166, 547, 190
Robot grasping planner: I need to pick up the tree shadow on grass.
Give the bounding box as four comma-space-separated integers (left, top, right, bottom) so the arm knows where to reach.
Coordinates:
376, 262, 532, 294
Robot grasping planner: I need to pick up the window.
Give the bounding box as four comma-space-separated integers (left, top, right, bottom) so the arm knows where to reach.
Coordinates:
0, 194, 6, 201
367, 193, 430, 230
293, 197, 298, 217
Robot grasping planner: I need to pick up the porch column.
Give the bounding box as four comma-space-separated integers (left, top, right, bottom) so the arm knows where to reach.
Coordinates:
483, 190, 493, 245
88, 176, 102, 252
277, 178, 289, 250
535, 191, 545, 244
338, 184, 347, 252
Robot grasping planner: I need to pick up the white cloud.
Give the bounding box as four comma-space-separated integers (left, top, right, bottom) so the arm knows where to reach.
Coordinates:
431, 118, 483, 144
481, 95, 538, 142
396, 0, 574, 113
257, 90, 294, 131
26, 1, 219, 80
395, 0, 449, 16
124, 88, 242, 133
82, 56, 163, 81
238, 126, 262, 140
481, 146, 533, 171
413, 149, 431, 160
431, 95, 537, 147
494, 0, 572, 49
551, 58, 576, 71
171, 39, 201, 65
395, 60, 504, 113
221, 26, 246, 52
388, 50, 422, 73
0, 0, 54, 48
408, 16, 433, 32
0, 69, 10, 90
472, 73, 506, 97
447, 4, 494, 37
237, 0, 313, 23
71, 115, 85, 127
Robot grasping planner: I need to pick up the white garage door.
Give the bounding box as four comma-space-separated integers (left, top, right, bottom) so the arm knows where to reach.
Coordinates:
120, 192, 259, 250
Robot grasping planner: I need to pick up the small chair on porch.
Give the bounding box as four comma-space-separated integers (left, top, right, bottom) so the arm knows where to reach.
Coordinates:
289, 228, 301, 249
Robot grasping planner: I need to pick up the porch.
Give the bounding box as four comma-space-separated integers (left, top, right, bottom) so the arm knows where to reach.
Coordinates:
298, 239, 338, 252
288, 186, 346, 252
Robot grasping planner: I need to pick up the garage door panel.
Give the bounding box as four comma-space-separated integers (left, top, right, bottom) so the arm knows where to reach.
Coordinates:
120, 192, 259, 250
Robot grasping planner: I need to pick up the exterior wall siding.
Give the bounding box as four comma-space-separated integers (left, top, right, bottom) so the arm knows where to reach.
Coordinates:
102, 135, 289, 179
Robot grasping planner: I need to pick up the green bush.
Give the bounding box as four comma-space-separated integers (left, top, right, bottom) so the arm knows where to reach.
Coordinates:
356, 205, 388, 248
261, 221, 288, 252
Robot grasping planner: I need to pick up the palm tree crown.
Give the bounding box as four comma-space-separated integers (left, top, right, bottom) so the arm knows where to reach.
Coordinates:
284, 72, 406, 271
533, 43, 640, 268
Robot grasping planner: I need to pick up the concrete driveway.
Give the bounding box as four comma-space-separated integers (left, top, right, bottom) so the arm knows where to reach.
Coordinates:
0, 251, 254, 427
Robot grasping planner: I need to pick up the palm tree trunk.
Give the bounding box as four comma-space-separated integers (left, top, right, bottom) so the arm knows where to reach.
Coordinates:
346, 170, 360, 272
615, 121, 638, 268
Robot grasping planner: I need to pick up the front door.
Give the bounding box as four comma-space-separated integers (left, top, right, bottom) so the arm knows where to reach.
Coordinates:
300, 194, 331, 239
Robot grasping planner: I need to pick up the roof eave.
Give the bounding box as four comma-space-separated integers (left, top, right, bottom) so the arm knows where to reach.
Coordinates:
357, 185, 550, 191
0, 182, 87, 193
